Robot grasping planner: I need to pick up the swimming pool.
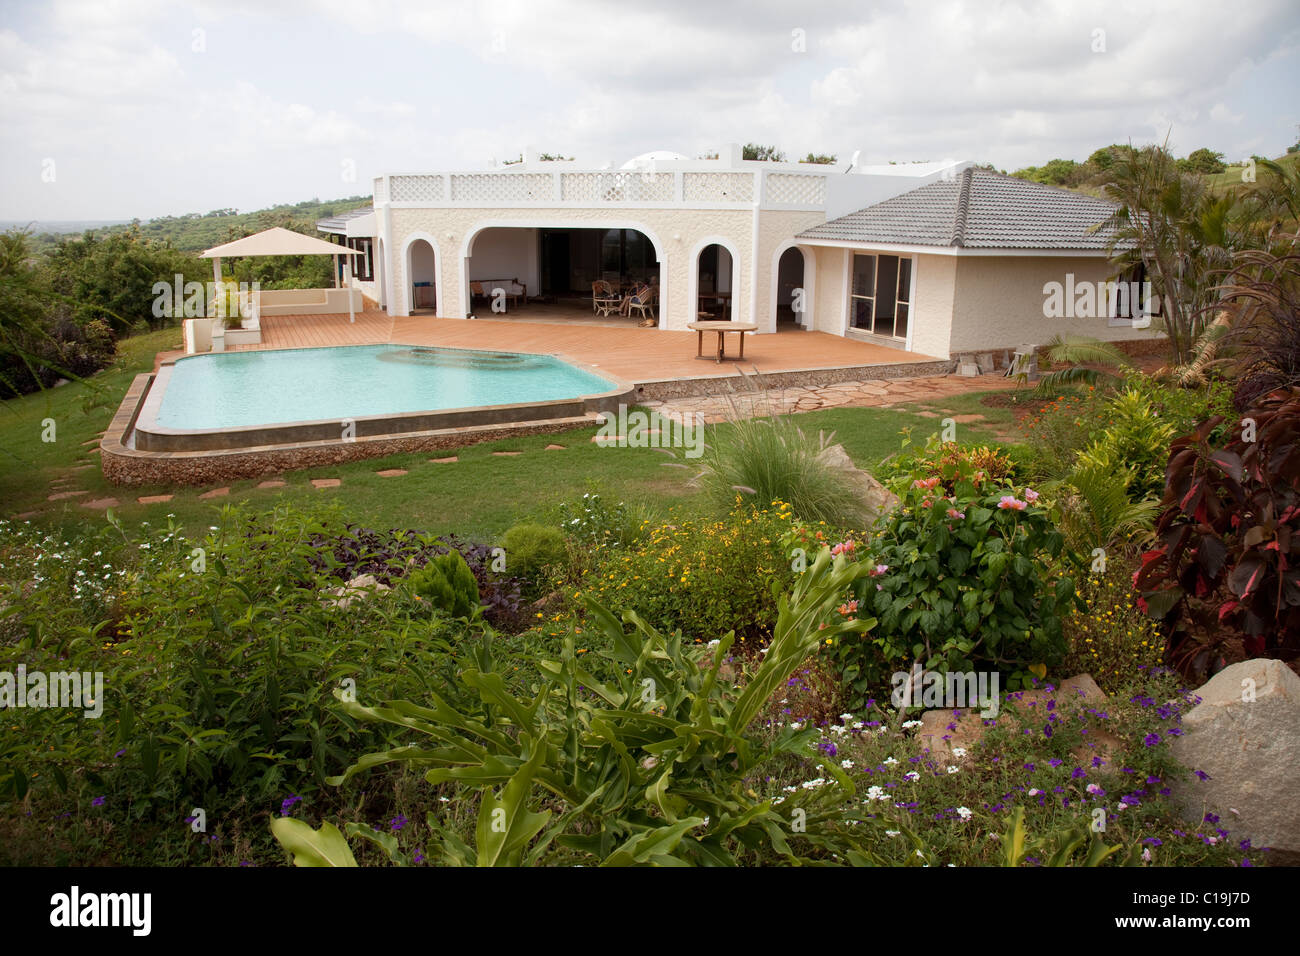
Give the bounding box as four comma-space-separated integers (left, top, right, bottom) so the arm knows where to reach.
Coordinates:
132, 344, 632, 451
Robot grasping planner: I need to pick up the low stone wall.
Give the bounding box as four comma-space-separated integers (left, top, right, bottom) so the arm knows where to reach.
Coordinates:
633, 359, 955, 401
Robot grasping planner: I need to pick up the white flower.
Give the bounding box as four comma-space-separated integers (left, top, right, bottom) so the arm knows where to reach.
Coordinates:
946, 766, 959, 774
956, 806, 972, 821
782, 785, 797, 793
951, 747, 967, 758
851, 721, 865, 730
839, 713, 854, 721
866, 786, 886, 802
840, 759, 854, 770
883, 757, 898, 766
885, 830, 900, 838
789, 722, 802, 731
1028, 788, 1041, 796
706, 639, 719, 647
1117, 802, 1128, 811
903, 771, 919, 782
901, 720, 922, 730
800, 778, 826, 790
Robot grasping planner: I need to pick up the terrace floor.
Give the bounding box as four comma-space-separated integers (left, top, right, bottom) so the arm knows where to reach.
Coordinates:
223, 308, 940, 386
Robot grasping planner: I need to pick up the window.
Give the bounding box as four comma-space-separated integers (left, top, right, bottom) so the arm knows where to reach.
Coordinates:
1108, 262, 1158, 327
849, 253, 912, 339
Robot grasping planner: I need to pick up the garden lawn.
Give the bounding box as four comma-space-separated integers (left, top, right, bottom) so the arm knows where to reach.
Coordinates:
1, 329, 1020, 540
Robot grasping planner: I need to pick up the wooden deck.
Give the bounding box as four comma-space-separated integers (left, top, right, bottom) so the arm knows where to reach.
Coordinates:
227, 309, 940, 385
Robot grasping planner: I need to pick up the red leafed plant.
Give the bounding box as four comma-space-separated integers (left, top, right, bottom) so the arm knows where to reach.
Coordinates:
1135, 386, 1300, 675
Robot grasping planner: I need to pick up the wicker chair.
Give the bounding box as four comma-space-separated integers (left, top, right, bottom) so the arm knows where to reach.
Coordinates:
626, 284, 656, 322
592, 280, 621, 317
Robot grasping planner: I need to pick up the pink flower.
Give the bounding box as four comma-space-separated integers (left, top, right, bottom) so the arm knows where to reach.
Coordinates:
1024, 488, 1040, 503
946, 508, 965, 520
998, 496, 1027, 511
871, 564, 889, 576
912, 477, 941, 491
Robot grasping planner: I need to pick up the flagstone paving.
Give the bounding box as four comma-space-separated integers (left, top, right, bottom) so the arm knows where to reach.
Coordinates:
81, 497, 119, 510
648, 371, 1016, 424
257, 480, 287, 489
311, 478, 342, 489
429, 457, 458, 463
48, 490, 88, 501
137, 494, 174, 504
376, 469, 408, 477
197, 487, 230, 499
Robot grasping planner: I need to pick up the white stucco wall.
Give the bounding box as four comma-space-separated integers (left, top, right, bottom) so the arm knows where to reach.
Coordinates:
384, 206, 760, 331
950, 256, 1163, 354
910, 254, 957, 359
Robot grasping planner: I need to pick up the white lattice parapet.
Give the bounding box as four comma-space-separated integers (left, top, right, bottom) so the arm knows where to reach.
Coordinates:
765, 173, 826, 206
683, 172, 754, 203
561, 172, 675, 203
373, 177, 388, 203
451, 173, 554, 203
390, 175, 446, 203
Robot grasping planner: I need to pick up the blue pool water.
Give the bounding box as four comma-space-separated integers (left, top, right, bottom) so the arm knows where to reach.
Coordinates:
154, 345, 617, 430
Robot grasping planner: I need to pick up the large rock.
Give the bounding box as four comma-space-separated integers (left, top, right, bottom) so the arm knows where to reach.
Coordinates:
816, 443, 899, 524
1168, 659, 1300, 858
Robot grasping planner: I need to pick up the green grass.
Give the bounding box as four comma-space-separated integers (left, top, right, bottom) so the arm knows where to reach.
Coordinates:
1, 330, 1023, 540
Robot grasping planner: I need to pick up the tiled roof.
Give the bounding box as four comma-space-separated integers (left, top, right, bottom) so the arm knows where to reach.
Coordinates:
798, 168, 1122, 251
316, 207, 374, 233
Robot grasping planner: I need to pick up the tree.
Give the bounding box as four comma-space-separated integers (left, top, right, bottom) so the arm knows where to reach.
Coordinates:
1011, 158, 1081, 186
1179, 148, 1227, 175
1099, 141, 1246, 365
742, 143, 786, 162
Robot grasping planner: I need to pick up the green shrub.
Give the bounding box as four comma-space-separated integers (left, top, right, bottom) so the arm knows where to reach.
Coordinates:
501, 523, 567, 590
407, 550, 480, 620
833, 472, 1076, 705
572, 504, 796, 645
1074, 388, 1177, 501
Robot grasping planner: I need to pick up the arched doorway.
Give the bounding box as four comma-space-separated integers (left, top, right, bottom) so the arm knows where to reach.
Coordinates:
775, 246, 806, 329
405, 238, 438, 315
696, 243, 733, 321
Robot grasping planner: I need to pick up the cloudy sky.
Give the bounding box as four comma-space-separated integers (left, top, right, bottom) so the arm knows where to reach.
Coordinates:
2, 0, 1297, 222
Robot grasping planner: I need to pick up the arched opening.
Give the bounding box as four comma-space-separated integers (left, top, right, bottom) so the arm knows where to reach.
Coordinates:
775, 246, 806, 329
696, 243, 733, 321
406, 238, 437, 315
462, 224, 663, 325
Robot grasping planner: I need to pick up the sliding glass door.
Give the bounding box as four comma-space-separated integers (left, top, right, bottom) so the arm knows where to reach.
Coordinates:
849, 253, 912, 340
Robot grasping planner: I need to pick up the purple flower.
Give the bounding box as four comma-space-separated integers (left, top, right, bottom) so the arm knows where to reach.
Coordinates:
280, 794, 302, 817
115, 749, 126, 758
413, 849, 425, 864
390, 814, 408, 832
1142, 733, 1161, 747
1146, 775, 1161, 784
1166, 727, 1183, 737
1092, 756, 1104, 768
1071, 767, 1087, 779
1193, 769, 1211, 781
1204, 812, 1220, 824
1023, 763, 1035, 771
1043, 723, 1053, 738
91, 796, 105, 807
1048, 758, 1063, 768
1143, 838, 1163, 846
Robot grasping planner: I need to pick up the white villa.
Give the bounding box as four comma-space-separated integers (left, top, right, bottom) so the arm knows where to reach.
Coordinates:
317, 143, 1157, 360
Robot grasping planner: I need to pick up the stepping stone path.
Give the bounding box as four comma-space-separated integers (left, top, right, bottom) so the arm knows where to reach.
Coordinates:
137, 494, 174, 504
430, 456, 457, 463
81, 497, 119, 510
15, 511, 41, 520
257, 480, 286, 489
197, 487, 230, 499
545, 444, 565, 450
492, 451, 522, 457
47, 490, 88, 501
311, 478, 341, 489
376, 469, 408, 477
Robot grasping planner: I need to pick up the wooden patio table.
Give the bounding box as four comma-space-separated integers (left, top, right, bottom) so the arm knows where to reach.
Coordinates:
688, 320, 759, 363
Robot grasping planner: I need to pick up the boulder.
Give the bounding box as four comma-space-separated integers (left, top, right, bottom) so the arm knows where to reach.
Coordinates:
323, 573, 390, 610
1168, 659, 1300, 858
816, 443, 899, 524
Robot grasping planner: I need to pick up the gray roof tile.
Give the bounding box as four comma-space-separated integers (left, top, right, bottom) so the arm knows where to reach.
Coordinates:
798, 168, 1123, 251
